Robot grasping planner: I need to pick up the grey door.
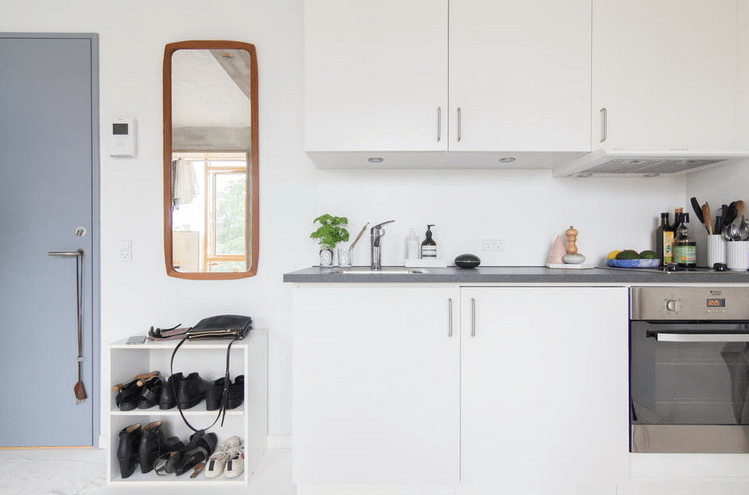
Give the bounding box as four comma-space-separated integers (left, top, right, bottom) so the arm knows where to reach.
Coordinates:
0, 35, 98, 447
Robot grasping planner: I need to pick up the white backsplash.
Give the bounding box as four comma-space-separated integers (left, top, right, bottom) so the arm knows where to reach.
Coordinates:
312, 167, 687, 268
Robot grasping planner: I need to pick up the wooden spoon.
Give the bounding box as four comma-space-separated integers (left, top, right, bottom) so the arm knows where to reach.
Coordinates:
349, 223, 369, 250
702, 203, 713, 235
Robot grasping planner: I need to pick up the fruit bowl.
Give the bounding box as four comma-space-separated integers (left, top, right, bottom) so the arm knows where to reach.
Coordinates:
606, 258, 661, 268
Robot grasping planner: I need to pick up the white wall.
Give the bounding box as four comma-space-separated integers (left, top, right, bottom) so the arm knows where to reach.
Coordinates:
4, 0, 689, 439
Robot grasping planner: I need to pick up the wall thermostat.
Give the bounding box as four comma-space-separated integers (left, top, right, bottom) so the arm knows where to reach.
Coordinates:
109, 117, 136, 157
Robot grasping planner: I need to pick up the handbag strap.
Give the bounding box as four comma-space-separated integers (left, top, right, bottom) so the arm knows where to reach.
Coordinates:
170, 335, 238, 432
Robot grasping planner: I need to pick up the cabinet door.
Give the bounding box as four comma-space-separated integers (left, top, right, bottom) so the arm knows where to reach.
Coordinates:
592, 0, 742, 151
449, 0, 591, 152
460, 287, 628, 494
293, 285, 459, 484
304, 0, 448, 152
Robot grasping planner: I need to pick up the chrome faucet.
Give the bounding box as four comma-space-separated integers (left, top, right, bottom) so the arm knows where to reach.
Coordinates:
370, 220, 395, 270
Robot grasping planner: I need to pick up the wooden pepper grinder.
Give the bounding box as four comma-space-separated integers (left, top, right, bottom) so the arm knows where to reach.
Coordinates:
563, 226, 585, 264
565, 226, 578, 254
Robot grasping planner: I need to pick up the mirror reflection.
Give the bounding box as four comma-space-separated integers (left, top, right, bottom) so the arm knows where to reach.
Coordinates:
164, 41, 258, 279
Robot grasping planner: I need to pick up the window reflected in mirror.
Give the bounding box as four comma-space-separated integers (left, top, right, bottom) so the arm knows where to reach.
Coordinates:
171, 152, 249, 273
163, 41, 258, 279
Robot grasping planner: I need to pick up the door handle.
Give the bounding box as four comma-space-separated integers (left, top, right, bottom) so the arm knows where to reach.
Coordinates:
48, 251, 84, 257
448, 298, 453, 337
600, 108, 607, 143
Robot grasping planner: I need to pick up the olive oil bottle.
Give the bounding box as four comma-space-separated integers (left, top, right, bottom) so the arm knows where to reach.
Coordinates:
674, 213, 696, 269
655, 212, 674, 266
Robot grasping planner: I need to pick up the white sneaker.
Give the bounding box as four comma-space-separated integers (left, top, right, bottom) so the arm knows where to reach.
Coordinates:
205, 436, 241, 478
224, 445, 245, 478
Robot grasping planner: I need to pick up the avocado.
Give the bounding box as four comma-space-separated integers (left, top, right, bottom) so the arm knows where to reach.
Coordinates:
639, 250, 658, 259
616, 250, 640, 260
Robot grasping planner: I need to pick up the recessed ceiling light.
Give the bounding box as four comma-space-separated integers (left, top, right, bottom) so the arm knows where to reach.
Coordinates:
368, 157, 384, 163
644, 173, 660, 177
499, 157, 516, 163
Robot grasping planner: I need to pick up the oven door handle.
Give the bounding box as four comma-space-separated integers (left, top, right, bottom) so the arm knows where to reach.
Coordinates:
654, 333, 749, 342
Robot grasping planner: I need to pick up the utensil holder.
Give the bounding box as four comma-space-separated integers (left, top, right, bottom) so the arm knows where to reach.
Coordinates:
337, 248, 351, 267
707, 235, 726, 267
726, 241, 749, 271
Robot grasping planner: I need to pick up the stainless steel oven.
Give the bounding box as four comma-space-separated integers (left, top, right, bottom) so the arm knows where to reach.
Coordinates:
630, 286, 749, 453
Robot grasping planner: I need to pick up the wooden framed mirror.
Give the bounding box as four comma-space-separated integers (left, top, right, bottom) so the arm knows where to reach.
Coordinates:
163, 41, 258, 279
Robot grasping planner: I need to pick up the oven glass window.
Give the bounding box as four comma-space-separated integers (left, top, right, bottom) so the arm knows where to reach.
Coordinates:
631, 322, 749, 426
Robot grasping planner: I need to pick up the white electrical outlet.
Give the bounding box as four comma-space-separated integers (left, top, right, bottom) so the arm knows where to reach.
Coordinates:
481, 238, 504, 251
119, 239, 132, 262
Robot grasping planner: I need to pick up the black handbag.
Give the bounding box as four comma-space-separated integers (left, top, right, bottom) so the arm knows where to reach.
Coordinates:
169, 315, 252, 432
187, 314, 252, 340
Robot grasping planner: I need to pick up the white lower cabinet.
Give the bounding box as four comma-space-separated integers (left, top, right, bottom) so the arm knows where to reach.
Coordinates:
293, 285, 630, 493
292, 285, 460, 487
458, 287, 629, 495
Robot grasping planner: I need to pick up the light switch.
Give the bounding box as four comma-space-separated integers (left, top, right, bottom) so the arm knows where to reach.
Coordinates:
119, 239, 132, 262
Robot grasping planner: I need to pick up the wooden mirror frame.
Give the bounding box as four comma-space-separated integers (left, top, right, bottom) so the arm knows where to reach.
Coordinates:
163, 40, 259, 279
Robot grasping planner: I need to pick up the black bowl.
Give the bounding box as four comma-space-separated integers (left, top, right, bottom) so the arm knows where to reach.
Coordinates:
455, 253, 481, 269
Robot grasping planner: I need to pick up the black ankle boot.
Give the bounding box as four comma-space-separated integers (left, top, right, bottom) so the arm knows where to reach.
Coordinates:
159, 373, 181, 410
138, 421, 168, 473
205, 377, 227, 411
177, 372, 210, 409
117, 423, 142, 479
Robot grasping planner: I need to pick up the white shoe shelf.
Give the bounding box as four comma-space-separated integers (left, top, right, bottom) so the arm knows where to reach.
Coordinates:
106, 329, 267, 485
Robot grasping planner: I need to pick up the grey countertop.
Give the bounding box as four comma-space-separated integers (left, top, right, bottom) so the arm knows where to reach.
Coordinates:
283, 266, 749, 284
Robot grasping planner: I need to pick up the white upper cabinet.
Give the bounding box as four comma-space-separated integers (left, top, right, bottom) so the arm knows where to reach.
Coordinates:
304, 0, 449, 154
304, 0, 592, 168
555, 0, 749, 177
592, 0, 746, 152
449, 0, 591, 153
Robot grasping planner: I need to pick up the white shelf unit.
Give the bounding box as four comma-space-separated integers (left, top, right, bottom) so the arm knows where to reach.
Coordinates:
107, 329, 267, 485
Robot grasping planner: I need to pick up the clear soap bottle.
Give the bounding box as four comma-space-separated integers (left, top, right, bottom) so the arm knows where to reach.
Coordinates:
406, 228, 420, 260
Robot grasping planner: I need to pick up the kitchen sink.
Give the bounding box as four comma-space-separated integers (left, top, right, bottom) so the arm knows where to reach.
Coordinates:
328, 267, 430, 275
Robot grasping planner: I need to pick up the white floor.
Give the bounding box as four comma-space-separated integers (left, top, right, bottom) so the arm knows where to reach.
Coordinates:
0, 447, 295, 495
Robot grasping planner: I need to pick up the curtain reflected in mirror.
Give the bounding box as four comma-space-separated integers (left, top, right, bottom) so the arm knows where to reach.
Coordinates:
163, 41, 258, 279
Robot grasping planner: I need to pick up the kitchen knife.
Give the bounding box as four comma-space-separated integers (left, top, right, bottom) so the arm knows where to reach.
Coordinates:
690, 197, 705, 225
725, 202, 738, 226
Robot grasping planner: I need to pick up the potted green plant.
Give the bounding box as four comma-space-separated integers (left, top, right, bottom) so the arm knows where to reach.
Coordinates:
310, 214, 349, 266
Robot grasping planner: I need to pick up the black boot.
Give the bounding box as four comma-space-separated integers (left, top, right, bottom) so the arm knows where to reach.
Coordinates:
205, 377, 227, 411
159, 373, 181, 409
117, 423, 142, 479
177, 372, 210, 409
138, 421, 168, 473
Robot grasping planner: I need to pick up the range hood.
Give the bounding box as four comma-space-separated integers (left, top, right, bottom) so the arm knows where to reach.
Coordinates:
553, 150, 749, 178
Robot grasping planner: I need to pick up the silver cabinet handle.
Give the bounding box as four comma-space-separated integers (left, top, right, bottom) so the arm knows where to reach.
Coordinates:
655, 333, 749, 343
457, 107, 462, 142
600, 107, 607, 143
471, 297, 476, 337
448, 298, 453, 337
437, 107, 442, 142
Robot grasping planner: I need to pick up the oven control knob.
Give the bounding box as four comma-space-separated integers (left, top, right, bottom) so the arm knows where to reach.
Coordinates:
665, 299, 681, 312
